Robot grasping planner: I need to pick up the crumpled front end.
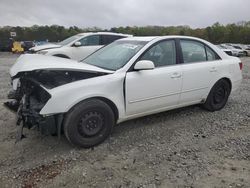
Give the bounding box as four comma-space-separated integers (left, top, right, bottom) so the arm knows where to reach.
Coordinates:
4, 76, 62, 141
4, 67, 109, 141
4, 54, 112, 142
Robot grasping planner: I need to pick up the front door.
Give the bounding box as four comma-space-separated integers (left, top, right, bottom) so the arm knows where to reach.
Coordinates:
125, 40, 182, 116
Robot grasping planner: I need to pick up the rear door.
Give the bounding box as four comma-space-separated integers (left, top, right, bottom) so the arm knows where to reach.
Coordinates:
179, 39, 221, 105
125, 39, 182, 116
100, 35, 126, 46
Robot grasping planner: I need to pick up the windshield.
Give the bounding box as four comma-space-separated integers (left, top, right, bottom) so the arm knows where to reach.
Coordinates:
58, 35, 82, 46
82, 40, 147, 71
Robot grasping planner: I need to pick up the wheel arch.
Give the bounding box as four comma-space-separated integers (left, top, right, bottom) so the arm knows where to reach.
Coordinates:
202, 77, 233, 111
94, 97, 119, 121
67, 97, 119, 122
203, 77, 232, 102
220, 77, 232, 91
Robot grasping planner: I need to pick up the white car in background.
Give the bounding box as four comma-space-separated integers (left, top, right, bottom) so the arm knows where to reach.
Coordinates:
232, 44, 250, 56
6, 36, 242, 148
220, 44, 244, 57
216, 45, 233, 56
29, 32, 132, 61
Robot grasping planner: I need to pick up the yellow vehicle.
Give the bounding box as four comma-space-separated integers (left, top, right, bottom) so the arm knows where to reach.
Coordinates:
12, 41, 24, 53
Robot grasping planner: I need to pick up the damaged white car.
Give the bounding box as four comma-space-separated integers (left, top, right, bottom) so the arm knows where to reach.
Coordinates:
5, 36, 242, 148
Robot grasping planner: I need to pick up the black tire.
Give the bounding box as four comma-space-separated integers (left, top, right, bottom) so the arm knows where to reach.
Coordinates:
244, 51, 248, 57
202, 79, 231, 112
63, 99, 115, 148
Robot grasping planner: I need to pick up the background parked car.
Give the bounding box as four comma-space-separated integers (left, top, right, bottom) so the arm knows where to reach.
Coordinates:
232, 44, 250, 56
220, 44, 244, 57
29, 32, 132, 61
34, 41, 50, 46
21, 41, 35, 51
216, 45, 233, 56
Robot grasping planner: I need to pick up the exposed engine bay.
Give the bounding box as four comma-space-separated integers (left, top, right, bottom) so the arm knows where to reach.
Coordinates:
4, 69, 107, 141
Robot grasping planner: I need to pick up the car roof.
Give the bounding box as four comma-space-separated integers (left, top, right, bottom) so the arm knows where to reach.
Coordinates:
119, 35, 209, 42
77, 32, 132, 37
119, 36, 157, 42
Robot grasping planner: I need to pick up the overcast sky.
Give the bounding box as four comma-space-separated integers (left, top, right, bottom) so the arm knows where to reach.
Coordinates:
0, 0, 249, 28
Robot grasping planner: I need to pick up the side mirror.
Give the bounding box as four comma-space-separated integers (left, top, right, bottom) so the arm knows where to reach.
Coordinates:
74, 41, 81, 47
134, 60, 155, 71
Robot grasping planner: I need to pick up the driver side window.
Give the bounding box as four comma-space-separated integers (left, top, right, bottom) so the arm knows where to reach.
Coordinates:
140, 40, 176, 67
78, 35, 100, 46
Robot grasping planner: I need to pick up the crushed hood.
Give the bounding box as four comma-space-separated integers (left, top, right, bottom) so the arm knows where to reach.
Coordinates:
10, 54, 114, 77
30, 43, 61, 52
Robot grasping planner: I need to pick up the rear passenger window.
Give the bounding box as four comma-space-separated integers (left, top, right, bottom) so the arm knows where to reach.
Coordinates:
79, 35, 100, 46
140, 40, 176, 67
101, 35, 125, 45
180, 40, 206, 63
180, 40, 220, 63
206, 46, 219, 61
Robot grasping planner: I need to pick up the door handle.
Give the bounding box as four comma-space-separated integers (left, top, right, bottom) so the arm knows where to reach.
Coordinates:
171, 72, 182, 78
210, 67, 217, 72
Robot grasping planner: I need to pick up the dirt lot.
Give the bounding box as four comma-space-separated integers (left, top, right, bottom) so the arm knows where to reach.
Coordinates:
0, 52, 249, 188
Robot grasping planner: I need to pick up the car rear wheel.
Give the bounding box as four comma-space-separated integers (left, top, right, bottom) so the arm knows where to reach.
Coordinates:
202, 79, 231, 112
63, 99, 115, 148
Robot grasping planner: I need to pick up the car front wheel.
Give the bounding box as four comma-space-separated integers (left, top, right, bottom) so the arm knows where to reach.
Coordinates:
63, 99, 115, 148
202, 79, 231, 112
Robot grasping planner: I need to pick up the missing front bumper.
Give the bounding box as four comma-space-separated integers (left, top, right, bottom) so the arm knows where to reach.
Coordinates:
4, 100, 63, 142
5, 76, 62, 142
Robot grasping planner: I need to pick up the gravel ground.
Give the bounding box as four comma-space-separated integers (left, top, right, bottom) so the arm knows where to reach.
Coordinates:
0, 52, 249, 188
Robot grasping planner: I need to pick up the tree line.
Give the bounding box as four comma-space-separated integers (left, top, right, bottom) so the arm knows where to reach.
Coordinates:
0, 21, 250, 44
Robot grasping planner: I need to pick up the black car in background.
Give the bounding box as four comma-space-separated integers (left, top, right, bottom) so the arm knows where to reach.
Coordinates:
21, 41, 35, 51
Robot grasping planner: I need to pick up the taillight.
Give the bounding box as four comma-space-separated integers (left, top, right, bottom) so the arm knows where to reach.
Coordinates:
239, 62, 243, 70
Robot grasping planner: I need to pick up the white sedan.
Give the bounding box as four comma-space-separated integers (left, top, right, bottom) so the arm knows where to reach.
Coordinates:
29, 32, 132, 61
5, 36, 242, 147
216, 45, 233, 56
220, 44, 245, 57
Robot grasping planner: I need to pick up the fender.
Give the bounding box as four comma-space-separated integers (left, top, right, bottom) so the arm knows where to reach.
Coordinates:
39, 72, 126, 120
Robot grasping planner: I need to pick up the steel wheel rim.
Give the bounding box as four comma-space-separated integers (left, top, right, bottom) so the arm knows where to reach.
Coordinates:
78, 111, 104, 137
213, 85, 226, 104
